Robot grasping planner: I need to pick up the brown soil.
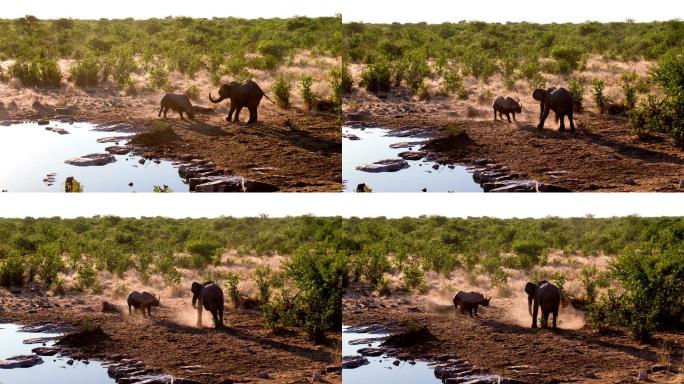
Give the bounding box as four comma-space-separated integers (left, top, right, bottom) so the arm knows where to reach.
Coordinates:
0, 285, 341, 384
343, 284, 684, 384
344, 91, 684, 192
1, 86, 341, 192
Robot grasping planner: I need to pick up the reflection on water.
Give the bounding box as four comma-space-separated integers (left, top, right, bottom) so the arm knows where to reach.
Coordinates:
0, 121, 188, 192
342, 325, 441, 384
0, 323, 114, 384
342, 127, 482, 192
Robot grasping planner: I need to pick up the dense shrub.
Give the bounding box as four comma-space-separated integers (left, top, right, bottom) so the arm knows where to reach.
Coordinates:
620, 70, 641, 110
255, 266, 272, 306
186, 239, 222, 267
69, 56, 99, 87
440, 66, 466, 98
511, 240, 545, 269
148, 63, 171, 91
550, 45, 585, 74
273, 74, 292, 108
224, 272, 240, 308
403, 51, 431, 91
0, 254, 25, 287
10, 57, 62, 87
590, 248, 684, 340
360, 59, 391, 94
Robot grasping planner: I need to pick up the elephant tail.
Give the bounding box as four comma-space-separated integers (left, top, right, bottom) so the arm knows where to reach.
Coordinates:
262, 93, 275, 104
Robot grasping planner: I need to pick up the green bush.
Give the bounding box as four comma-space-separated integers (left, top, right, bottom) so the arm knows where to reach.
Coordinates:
590, 248, 684, 341
10, 57, 62, 87
360, 59, 391, 94
69, 56, 99, 87
300, 75, 315, 110
403, 51, 431, 91
148, 63, 171, 91
592, 79, 606, 114
255, 266, 272, 306
402, 262, 425, 291
224, 272, 240, 308
339, 62, 353, 93
0, 254, 25, 287
511, 240, 545, 269
76, 264, 98, 291
186, 239, 222, 267
440, 66, 466, 97
568, 78, 585, 113
629, 51, 684, 147
620, 70, 640, 110
550, 45, 585, 74
550, 271, 567, 300
35, 243, 64, 286
273, 74, 292, 108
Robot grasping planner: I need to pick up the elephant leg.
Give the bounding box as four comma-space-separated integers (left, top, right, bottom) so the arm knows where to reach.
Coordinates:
559, 114, 566, 132
248, 107, 257, 124
234, 107, 243, 122
568, 111, 576, 132
196, 303, 203, 327
212, 310, 220, 329
219, 305, 224, 327
553, 309, 558, 329
538, 107, 550, 130
531, 299, 539, 328
542, 311, 549, 328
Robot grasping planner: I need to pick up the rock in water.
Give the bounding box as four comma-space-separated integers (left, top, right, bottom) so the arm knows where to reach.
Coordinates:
355, 159, 410, 173
65, 153, 116, 167
341, 355, 369, 369
0, 355, 44, 369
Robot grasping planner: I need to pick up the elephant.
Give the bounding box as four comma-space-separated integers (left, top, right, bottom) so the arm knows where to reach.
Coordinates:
453, 291, 491, 317
532, 87, 575, 132
158, 93, 195, 120
127, 291, 160, 317
209, 80, 273, 124
493, 96, 522, 123
525, 280, 560, 329
191, 281, 225, 329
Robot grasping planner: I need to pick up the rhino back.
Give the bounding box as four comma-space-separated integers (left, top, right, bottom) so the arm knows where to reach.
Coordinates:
164, 93, 193, 112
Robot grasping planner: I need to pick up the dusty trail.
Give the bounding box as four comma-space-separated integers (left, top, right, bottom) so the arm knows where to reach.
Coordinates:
0, 287, 340, 384
343, 283, 683, 384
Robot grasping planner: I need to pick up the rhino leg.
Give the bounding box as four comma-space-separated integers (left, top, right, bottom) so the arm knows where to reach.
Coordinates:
506, 112, 512, 123
512, 112, 517, 122
493, 108, 497, 121
179, 110, 185, 120
158, 106, 163, 117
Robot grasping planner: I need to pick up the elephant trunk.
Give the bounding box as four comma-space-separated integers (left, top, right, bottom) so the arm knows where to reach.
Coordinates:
528, 296, 533, 317
209, 93, 226, 104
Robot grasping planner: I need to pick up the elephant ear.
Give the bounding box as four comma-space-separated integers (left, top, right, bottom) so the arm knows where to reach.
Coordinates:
532, 89, 546, 102
524, 282, 536, 297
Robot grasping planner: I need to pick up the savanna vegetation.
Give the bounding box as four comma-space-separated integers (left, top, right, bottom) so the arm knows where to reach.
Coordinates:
0, 16, 343, 110
1, 216, 682, 341
343, 21, 684, 147
0, 216, 345, 341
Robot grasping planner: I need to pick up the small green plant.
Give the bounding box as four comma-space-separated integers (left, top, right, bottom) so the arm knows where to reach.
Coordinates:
550, 271, 567, 300
592, 79, 606, 113
224, 272, 240, 308
255, 266, 272, 306
402, 262, 425, 292
568, 78, 585, 113
273, 74, 292, 108
76, 264, 97, 291
620, 70, 640, 110
69, 56, 99, 87
300, 75, 315, 110
340, 62, 353, 93
580, 266, 600, 304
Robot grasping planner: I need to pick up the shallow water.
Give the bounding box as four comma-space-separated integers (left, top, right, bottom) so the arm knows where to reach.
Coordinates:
0, 323, 114, 384
342, 326, 440, 384
342, 127, 482, 192
0, 121, 188, 192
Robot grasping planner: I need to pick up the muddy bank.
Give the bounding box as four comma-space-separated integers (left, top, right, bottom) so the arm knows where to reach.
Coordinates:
0, 286, 341, 384
1, 90, 341, 192
343, 283, 683, 383
343, 95, 684, 192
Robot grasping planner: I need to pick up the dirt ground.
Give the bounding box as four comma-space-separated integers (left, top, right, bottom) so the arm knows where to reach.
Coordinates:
0, 57, 341, 192
343, 283, 684, 384
0, 284, 341, 384
343, 56, 684, 192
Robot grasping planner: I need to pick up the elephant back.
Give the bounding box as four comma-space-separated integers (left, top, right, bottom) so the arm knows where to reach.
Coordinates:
201, 283, 225, 310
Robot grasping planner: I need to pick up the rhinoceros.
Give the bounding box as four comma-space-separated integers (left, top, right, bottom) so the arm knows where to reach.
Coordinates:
127, 291, 160, 317
493, 96, 522, 123
453, 291, 491, 317
159, 93, 195, 120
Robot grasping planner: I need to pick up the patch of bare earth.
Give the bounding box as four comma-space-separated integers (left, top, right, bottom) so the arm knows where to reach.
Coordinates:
1, 285, 340, 384
343, 283, 683, 384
